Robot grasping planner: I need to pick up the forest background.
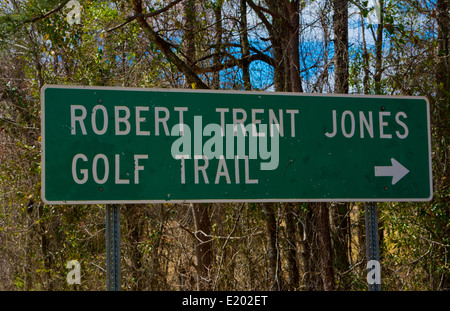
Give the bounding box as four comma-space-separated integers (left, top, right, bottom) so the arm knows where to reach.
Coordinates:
0, 0, 448, 291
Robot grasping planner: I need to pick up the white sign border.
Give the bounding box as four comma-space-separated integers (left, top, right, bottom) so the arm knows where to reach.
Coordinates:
40, 84, 433, 204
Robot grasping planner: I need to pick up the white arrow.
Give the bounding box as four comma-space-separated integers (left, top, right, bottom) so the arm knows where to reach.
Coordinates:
374, 158, 409, 185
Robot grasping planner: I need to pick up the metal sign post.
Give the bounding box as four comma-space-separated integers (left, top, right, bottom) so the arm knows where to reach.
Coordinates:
106, 204, 121, 291
365, 203, 381, 291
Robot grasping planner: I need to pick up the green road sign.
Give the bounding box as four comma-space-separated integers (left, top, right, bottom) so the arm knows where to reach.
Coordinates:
41, 85, 432, 204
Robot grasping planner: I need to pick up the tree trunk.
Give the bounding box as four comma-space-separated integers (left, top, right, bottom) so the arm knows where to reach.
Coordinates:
192, 203, 213, 290
183, 0, 197, 88
240, 0, 251, 90
315, 202, 335, 291
257, 0, 302, 92
333, 0, 349, 94
330, 203, 351, 289
285, 203, 299, 290
262, 203, 283, 290
299, 206, 323, 290
360, 13, 370, 94
286, 0, 302, 92
374, 0, 384, 94
331, 2, 350, 288
213, 1, 223, 89
270, 16, 287, 90
123, 205, 146, 290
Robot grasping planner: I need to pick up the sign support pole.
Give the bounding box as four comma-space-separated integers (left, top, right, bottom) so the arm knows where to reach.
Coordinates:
365, 203, 381, 291
106, 204, 121, 291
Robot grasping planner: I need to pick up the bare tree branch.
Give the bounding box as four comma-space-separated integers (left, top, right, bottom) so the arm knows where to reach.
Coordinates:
193, 53, 275, 74
21, 0, 70, 24
107, 0, 185, 33
131, 0, 209, 89
245, 0, 274, 35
